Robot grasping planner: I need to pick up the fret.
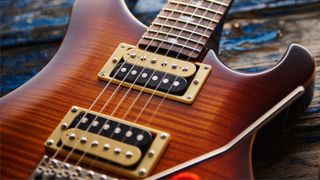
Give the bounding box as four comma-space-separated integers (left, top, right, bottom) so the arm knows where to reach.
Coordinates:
142, 35, 202, 53
205, 0, 229, 7
138, 0, 232, 60
170, 0, 224, 16
163, 8, 222, 22
146, 29, 206, 46
151, 22, 210, 38
158, 15, 216, 30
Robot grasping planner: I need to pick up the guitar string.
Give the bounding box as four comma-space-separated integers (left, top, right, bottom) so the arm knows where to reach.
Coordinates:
43, 43, 143, 170
42, 1, 181, 170
108, 0, 224, 146
86, 0, 226, 174
72, 0, 206, 169
115, 0, 226, 163
47, 0, 185, 171
70, 0, 200, 168
132, 0, 226, 144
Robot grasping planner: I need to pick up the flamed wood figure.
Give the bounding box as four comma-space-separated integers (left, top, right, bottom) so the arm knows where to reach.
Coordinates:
0, 0, 315, 179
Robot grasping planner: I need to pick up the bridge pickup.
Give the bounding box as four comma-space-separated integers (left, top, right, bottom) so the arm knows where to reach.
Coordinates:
70, 111, 153, 149
62, 129, 142, 166
98, 43, 212, 104
45, 106, 170, 178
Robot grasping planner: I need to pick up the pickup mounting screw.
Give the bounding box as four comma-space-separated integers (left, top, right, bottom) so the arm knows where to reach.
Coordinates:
51, 159, 58, 168
141, 56, 147, 61
160, 133, 168, 140
46, 139, 54, 146
161, 61, 168, 66
130, 53, 137, 58
187, 95, 192, 100
148, 150, 155, 158
100, 72, 106, 77
61, 123, 68, 130
112, 58, 118, 63
193, 79, 199, 85
63, 163, 70, 169
114, 147, 122, 154
139, 168, 147, 176
103, 144, 110, 151
91, 140, 99, 147
71, 106, 78, 113
69, 133, 76, 140
70, 173, 77, 179
88, 171, 95, 178
75, 167, 82, 175
35, 167, 43, 175
204, 65, 210, 70
171, 64, 178, 69
125, 151, 133, 158
80, 137, 87, 144
120, 44, 126, 48
151, 58, 157, 64
101, 175, 108, 180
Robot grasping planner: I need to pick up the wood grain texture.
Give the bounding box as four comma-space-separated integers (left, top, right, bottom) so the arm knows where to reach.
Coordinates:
0, 0, 316, 179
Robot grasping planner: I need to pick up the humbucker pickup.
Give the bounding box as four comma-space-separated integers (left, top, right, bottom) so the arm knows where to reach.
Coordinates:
45, 106, 170, 178
111, 62, 189, 95
98, 43, 212, 104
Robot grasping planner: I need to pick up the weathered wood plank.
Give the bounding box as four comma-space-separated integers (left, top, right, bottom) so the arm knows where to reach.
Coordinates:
0, 0, 74, 47
1, 0, 319, 47
219, 10, 320, 180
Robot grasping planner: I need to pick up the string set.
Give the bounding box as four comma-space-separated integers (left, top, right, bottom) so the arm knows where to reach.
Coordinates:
43, 0, 228, 176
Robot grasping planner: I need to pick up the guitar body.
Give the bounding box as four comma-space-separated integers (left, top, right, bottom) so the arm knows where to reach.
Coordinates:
0, 0, 315, 179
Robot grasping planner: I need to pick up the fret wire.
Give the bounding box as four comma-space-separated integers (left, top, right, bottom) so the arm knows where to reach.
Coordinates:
158, 15, 217, 30
169, 1, 224, 16
151, 22, 210, 38
205, 0, 229, 7
142, 35, 202, 52
146, 29, 206, 45
163, 8, 222, 22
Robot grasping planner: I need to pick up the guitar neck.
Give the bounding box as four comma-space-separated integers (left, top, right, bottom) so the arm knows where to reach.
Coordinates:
138, 0, 232, 60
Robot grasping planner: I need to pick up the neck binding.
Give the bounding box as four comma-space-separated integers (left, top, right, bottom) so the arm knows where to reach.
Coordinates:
138, 0, 232, 60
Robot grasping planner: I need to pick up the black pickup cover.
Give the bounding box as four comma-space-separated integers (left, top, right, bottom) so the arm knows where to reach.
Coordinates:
111, 62, 190, 95
69, 112, 153, 149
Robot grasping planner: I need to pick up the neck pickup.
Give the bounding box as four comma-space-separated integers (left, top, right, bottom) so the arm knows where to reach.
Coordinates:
98, 43, 212, 104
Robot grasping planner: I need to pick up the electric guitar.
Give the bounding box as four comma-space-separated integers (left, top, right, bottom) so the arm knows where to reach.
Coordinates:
0, 0, 315, 179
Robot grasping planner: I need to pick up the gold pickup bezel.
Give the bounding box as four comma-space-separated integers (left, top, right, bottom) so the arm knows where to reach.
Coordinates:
61, 128, 142, 166
98, 43, 212, 104
45, 106, 170, 178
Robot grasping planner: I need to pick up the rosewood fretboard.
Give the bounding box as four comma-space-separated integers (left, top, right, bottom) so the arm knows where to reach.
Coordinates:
138, 0, 232, 60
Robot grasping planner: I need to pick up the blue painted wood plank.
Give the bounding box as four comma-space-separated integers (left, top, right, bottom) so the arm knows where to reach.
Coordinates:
1, 0, 319, 48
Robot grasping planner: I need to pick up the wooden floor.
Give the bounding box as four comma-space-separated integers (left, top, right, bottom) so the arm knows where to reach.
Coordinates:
1, 0, 319, 179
